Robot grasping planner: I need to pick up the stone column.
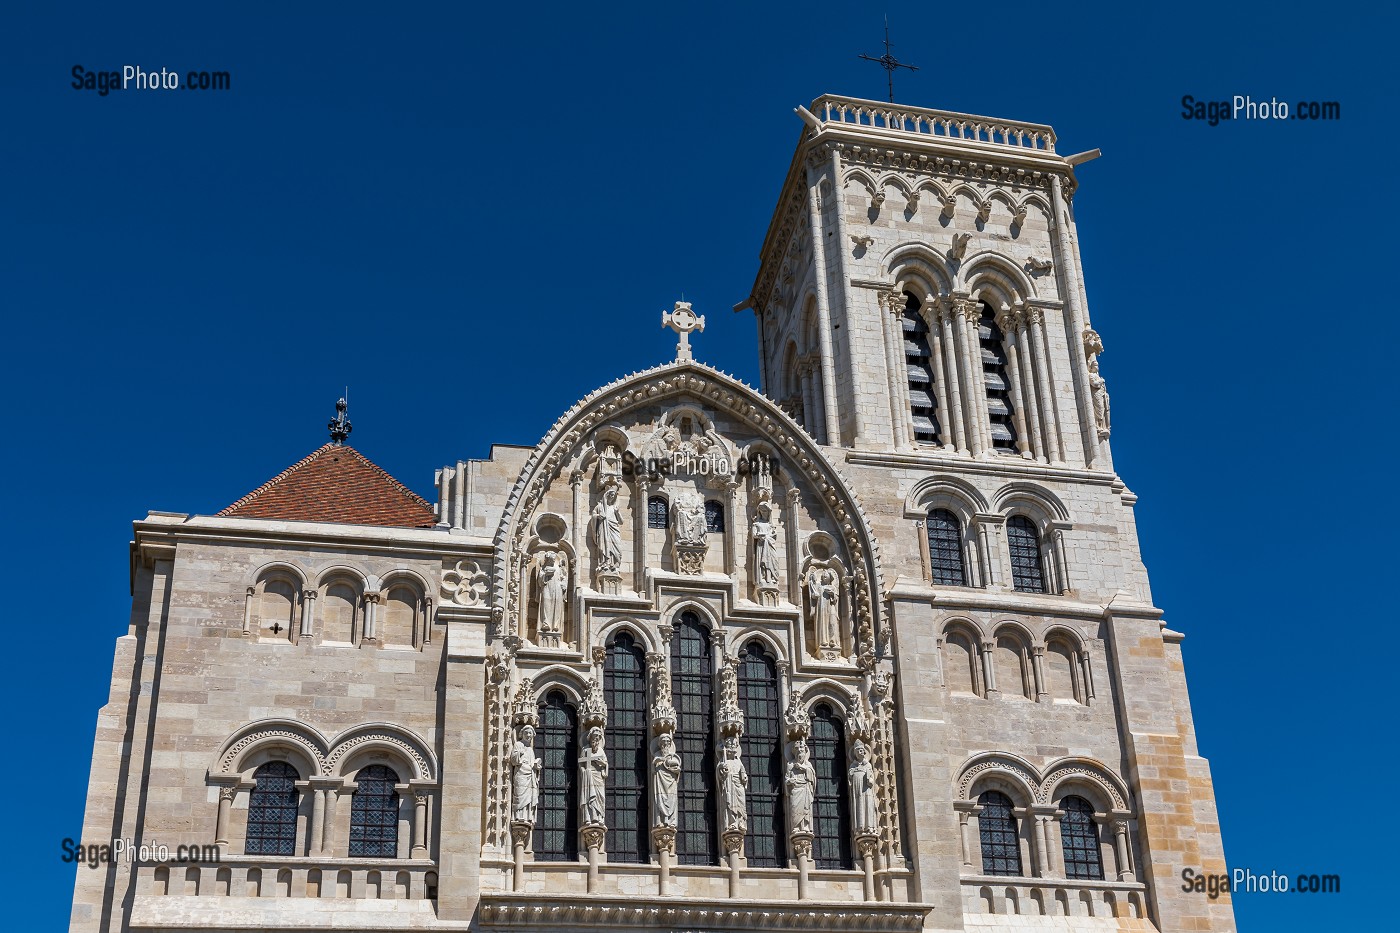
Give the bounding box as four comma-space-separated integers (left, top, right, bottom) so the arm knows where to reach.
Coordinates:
299, 588, 317, 639
1049, 174, 1102, 468
954, 803, 982, 869
980, 639, 999, 698
857, 835, 879, 901
1027, 306, 1066, 464
570, 470, 584, 562
213, 781, 242, 853
1031, 646, 1050, 704
806, 169, 842, 446
634, 473, 650, 593
925, 299, 955, 450
1108, 812, 1135, 881
951, 298, 985, 457
784, 487, 803, 605
880, 289, 910, 449
915, 520, 931, 584
362, 592, 380, 643
307, 780, 339, 856
410, 784, 431, 858
582, 825, 605, 893
723, 830, 743, 898
242, 586, 256, 636
1031, 806, 1060, 878
800, 367, 818, 438
996, 309, 1034, 459
1080, 648, 1097, 703
1050, 522, 1073, 595
725, 478, 741, 577
792, 832, 814, 900
511, 821, 530, 892
937, 300, 968, 455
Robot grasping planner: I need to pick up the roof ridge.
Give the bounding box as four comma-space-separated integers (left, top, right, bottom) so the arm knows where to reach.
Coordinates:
337, 445, 434, 512
216, 443, 336, 517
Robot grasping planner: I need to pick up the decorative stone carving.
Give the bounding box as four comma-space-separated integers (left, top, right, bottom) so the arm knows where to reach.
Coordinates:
652, 732, 681, 828
1026, 255, 1053, 274
532, 550, 568, 647
597, 442, 623, 490
718, 654, 744, 737
950, 232, 971, 260
976, 200, 992, 223
579, 726, 608, 827
591, 486, 623, 592
785, 740, 818, 835
806, 566, 844, 659
1012, 204, 1028, 226
848, 739, 878, 835
940, 193, 957, 217
752, 499, 781, 602
784, 686, 811, 740
648, 651, 677, 735
718, 735, 748, 835
1083, 326, 1104, 360
662, 300, 705, 362
849, 233, 875, 250
509, 723, 541, 824
1089, 361, 1112, 440
672, 491, 708, 575
442, 559, 490, 607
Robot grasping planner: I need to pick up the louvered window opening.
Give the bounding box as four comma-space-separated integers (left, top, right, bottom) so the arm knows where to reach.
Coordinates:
605, 633, 650, 862
737, 640, 786, 867
534, 691, 580, 861
902, 293, 941, 443
978, 306, 1019, 453
672, 613, 718, 865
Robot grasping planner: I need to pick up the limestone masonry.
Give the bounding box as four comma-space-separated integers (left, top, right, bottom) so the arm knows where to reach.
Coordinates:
71, 94, 1234, 933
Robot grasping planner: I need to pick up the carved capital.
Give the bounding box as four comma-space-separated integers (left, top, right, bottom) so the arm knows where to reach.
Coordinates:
790, 831, 814, 860
652, 826, 677, 854
510, 820, 533, 848
723, 829, 746, 855
855, 833, 879, 860
581, 824, 606, 852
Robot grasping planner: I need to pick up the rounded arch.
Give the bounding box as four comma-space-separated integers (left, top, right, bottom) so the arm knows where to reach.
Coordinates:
378, 568, 432, 595
781, 340, 801, 399
313, 564, 369, 590
992, 482, 1070, 525
794, 677, 860, 721
940, 615, 986, 642
527, 666, 590, 707
595, 617, 660, 655
213, 719, 327, 778
729, 628, 787, 666
1040, 757, 1130, 812
882, 241, 954, 297
842, 167, 879, 201
904, 474, 989, 520
956, 752, 1039, 805
326, 723, 436, 782
959, 252, 1037, 305
1042, 624, 1087, 652
991, 619, 1036, 645
665, 599, 721, 637
249, 560, 307, 589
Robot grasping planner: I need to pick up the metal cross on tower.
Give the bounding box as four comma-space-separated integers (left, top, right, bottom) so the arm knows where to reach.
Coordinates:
858, 17, 918, 103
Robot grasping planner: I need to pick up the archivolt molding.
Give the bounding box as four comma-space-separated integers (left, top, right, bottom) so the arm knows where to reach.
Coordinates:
991, 481, 1071, 523
956, 752, 1131, 811
211, 718, 438, 782
491, 360, 888, 667
904, 474, 990, 518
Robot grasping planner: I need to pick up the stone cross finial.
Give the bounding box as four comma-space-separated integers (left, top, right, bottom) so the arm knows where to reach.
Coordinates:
328, 397, 352, 445
662, 301, 705, 361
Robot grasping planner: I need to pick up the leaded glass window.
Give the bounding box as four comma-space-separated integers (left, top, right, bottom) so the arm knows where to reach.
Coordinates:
978, 305, 1019, 453
737, 639, 785, 867
605, 633, 649, 862
705, 500, 725, 533
927, 508, 967, 586
349, 764, 400, 858
810, 703, 852, 870
648, 496, 669, 530
1060, 796, 1104, 880
672, 612, 718, 865
534, 690, 579, 861
1007, 516, 1047, 594
978, 790, 1023, 876
902, 292, 941, 443
246, 761, 300, 856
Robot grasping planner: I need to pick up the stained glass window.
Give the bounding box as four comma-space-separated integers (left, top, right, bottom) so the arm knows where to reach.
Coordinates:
349, 764, 400, 858
1060, 796, 1104, 880
648, 496, 669, 530
705, 501, 725, 533
978, 790, 1023, 876
246, 761, 300, 856
810, 703, 852, 869
672, 612, 718, 865
604, 633, 649, 862
534, 691, 579, 861
737, 640, 785, 867
927, 508, 967, 586
1007, 516, 1047, 594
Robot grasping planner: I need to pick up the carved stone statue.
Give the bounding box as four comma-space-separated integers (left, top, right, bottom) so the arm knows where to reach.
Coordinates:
807, 567, 842, 654
534, 551, 567, 644
674, 492, 708, 547
580, 727, 608, 826
509, 725, 542, 824
718, 736, 748, 834
752, 502, 781, 588
1089, 362, 1111, 440
591, 486, 623, 574
598, 443, 623, 488
785, 741, 818, 835
652, 732, 681, 828
848, 739, 879, 835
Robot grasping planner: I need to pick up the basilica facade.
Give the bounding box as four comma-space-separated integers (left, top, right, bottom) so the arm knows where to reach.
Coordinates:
70, 95, 1234, 932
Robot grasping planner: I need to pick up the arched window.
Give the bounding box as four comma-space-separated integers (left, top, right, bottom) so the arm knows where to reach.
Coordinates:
902, 293, 941, 444
977, 790, 1022, 876
737, 640, 785, 867
1059, 796, 1104, 880
534, 690, 579, 861
672, 612, 718, 864
246, 761, 300, 856
604, 632, 649, 863
810, 703, 852, 870
704, 500, 725, 534
1007, 516, 1047, 594
927, 509, 967, 586
349, 764, 400, 858
647, 496, 669, 530
978, 305, 1019, 453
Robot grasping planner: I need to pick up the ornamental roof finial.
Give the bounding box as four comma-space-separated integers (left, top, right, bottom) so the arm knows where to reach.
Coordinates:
662, 300, 705, 362
328, 396, 352, 445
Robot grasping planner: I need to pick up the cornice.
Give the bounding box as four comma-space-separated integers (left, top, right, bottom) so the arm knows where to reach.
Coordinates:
478, 893, 933, 932
843, 449, 1119, 487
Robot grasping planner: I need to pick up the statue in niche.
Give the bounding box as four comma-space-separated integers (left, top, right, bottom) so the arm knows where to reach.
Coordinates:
674, 492, 708, 547
591, 486, 623, 574
718, 736, 748, 834
806, 566, 842, 654
848, 739, 879, 835
752, 500, 781, 588
598, 443, 623, 488
652, 732, 682, 828
785, 740, 818, 835
509, 724, 542, 824
534, 551, 567, 645
1089, 360, 1112, 439
579, 726, 609, 826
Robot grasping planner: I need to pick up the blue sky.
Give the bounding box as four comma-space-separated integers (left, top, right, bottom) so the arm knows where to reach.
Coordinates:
4, 1, 1390, 929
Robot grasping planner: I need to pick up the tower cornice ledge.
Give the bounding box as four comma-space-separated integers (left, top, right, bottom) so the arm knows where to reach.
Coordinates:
478, 893, 933, 932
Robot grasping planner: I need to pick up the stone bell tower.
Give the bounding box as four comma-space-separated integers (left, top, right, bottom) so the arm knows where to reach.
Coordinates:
742, 95, 1110, 471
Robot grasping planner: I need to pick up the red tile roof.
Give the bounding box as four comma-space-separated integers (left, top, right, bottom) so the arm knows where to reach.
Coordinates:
218, 444, 439, 528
